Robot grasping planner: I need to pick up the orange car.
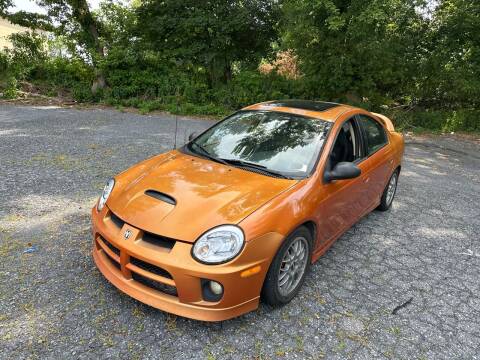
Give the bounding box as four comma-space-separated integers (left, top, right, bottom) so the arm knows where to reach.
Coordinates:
92, 100, 404, 321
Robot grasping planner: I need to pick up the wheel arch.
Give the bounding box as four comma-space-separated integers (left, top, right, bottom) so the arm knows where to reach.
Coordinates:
260, 220, 316, 305
300, 220, 317, 245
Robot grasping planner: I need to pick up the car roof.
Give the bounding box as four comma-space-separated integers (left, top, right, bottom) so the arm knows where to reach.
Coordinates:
242, 100, 356, 122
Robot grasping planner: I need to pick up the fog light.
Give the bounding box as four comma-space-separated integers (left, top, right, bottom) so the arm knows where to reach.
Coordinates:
209, 281, 223, 295
201, 279, 224, 302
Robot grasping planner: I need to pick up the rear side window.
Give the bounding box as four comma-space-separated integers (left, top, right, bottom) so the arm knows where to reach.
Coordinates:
359, 115, 387, 155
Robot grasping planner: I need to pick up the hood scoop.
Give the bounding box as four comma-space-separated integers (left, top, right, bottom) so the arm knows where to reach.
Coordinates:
145, 190, 176, 206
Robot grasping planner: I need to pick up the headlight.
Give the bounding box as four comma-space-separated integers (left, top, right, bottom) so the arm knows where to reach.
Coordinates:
97, 178, 115, 211
192, 225, 245, 264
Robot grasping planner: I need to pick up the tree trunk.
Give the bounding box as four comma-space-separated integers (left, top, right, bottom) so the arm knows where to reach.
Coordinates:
69, 0, 106, 94
91, 69, 106, 95
222, 62, 232, 84
87, 20, 107, 94
206, 59, 216, 89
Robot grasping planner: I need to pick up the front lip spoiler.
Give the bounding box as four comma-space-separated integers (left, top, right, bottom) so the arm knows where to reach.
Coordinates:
92, 248, 259, 322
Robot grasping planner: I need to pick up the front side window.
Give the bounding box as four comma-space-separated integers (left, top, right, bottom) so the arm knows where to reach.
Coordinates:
329, 118, 362, 169
188, 111, 331, 178
359, 115, 387, 155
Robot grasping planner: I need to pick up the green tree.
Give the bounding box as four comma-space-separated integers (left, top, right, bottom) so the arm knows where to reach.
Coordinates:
136, 0, 279, 87
1, 0, 106, 92
419, 0, 480, 107
281, 0, 428, 105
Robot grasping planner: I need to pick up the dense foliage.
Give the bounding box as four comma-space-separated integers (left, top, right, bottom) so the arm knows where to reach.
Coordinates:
0, 0, 479, 131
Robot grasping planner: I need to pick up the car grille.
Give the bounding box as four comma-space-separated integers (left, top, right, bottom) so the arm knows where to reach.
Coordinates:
103, 246, 121, 271
132, 273, 178, 296
142, 232, 175, 250
130, 256, 173, 279
108, 210, 176, 251
101, 235, 120, 257
109, 212, 125, 229
96, 236, 177, 297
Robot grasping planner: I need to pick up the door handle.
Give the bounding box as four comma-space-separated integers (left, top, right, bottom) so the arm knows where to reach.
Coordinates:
362, 176, 370, 183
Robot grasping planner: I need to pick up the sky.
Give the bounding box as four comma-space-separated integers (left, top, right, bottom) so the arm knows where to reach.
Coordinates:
12, 0, 101, 13
11, 0, 439, 16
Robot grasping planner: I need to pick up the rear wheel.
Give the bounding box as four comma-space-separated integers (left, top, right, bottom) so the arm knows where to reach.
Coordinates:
261, 226, 312, 306
377, 169, 399, 211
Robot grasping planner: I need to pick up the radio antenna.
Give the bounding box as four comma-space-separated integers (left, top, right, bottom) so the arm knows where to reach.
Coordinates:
173, 87, 179, 149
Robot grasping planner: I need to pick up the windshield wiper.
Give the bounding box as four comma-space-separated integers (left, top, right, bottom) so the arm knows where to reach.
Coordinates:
219, 158, 292, 179
190, 142, 229, 165
189, 145, 292, 179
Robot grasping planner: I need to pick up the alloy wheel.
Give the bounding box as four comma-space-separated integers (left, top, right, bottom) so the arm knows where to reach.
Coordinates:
386, 172, 398, 206
277, 236, 309, 297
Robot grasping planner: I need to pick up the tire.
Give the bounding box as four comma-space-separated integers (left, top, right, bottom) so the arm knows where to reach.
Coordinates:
261, 226, 312, 306
377, 169, 399, 211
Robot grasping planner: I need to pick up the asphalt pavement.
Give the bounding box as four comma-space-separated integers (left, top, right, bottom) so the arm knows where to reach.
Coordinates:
1, 104, 479, 359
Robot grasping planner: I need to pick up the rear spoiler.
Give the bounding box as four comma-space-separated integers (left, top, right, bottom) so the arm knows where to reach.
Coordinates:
371, 112, 395, 132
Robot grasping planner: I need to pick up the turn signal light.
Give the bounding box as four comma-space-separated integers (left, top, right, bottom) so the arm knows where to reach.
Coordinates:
240, 265, 261, 278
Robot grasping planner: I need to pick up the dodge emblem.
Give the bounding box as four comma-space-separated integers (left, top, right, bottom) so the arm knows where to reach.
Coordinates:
124, 229, 132, 240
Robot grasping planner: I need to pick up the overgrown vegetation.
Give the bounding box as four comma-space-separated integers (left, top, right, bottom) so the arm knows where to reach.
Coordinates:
0, 0, 479, 132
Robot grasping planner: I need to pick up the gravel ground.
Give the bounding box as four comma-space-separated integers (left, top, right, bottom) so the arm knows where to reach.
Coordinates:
1, 104, 479, 360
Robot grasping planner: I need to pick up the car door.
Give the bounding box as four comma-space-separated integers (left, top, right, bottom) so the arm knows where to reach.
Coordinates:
356, 114, 394, 208
314, 116, 371, 247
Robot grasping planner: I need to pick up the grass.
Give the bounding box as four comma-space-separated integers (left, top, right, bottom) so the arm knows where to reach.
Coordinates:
164, 314, 179, 332
0, 232, 24, 257
254, 339, 264, 357
314, 291, 327, 305
4, 79, 480, 133
105, 97, 230, 118
132, 306, 145, 319
295, 335, 304, 351
4, 76, 480, 133
27, 152, 85, 171
203, 348, 215, 360
337, 340, 346, 351
4, 213, 24, 223
389, 326, 401, 336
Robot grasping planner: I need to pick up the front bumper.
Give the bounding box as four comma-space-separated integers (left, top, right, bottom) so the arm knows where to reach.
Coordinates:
91, 206, 284, 321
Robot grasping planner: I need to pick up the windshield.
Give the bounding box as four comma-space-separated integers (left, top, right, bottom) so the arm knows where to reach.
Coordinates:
187, 110, 331, 178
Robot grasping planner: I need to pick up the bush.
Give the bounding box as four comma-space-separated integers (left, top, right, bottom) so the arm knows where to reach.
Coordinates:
2, 77, 18, 99
2, 35, 478, 132
389, 109, 480, 133
0, 33, 94, 102
0, 52, 9, 78
211, 70, 304, 109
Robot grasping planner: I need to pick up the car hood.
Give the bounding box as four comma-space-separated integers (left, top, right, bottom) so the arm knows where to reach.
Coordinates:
107, 151, 297, 242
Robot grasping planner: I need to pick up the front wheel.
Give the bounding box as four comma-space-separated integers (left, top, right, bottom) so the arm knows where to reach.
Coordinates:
377, 169, 399, 211
261, 226, 312, 306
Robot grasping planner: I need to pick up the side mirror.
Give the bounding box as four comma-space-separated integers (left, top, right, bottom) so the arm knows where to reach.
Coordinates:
324, 162, 361, 183
188, 132, 198, 142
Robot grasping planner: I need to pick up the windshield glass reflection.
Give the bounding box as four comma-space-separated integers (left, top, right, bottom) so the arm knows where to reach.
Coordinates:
190, 111, 331, 177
